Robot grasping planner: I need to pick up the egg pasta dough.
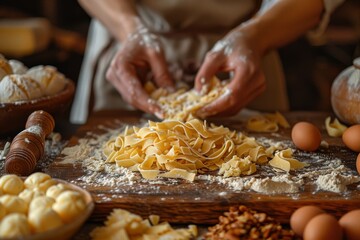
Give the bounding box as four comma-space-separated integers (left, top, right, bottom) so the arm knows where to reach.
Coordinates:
145, 76, 228, 121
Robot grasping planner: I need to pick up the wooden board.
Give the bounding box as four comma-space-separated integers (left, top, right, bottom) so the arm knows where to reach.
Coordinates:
45, 110, 360, 224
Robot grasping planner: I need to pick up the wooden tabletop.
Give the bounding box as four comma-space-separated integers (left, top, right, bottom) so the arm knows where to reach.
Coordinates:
1, 110, 359, 240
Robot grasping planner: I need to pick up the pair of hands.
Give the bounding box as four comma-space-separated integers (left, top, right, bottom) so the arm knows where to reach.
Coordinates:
106, 26, 266, 119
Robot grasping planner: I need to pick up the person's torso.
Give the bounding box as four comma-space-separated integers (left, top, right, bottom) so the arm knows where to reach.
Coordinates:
138, 0, 260, 32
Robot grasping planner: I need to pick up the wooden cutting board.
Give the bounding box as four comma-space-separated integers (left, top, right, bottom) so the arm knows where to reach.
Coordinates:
45, 110, 360, 224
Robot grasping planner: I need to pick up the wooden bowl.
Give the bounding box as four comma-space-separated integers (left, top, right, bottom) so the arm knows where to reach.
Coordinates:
1, 178, 94, 240
0, 79, 75, 136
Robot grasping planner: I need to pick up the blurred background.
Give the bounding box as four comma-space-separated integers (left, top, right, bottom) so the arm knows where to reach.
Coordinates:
0, 0, 359, 111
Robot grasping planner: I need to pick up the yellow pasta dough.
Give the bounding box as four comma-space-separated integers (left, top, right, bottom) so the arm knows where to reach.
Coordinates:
52, 190, 86, 223
24, 172, 53, 190
268, 149, 308, 172
28, 196, 55, 214
46, 183, 70, 199
18, 189, 44, 204
104, 119, 272, 181
0, 174, 88, 237
325, 116, 348, 137
146, 76, 228, 121
91, 208, 197, 240
0, 195, 28, 215
0, 174, 24, 195
28, 208, 63, 233
0, 213, 31, 238
246, 112, 290, 133
0, 202, 6, 221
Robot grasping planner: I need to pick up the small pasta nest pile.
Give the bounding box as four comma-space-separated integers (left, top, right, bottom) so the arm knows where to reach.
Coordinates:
104, 118, 277, 181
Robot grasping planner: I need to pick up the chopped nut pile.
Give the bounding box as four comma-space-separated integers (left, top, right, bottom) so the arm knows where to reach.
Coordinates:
204, 205, 297, 240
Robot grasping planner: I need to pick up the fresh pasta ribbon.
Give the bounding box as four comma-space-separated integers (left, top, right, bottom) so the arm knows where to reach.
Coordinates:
325, 116, 348, 137
265, 111, 291, 128
246, 112, 290, 133
246, 116, 279, 132
103, 119, 273, 181
218, 156, 256, 177
90, 209, 197, 240
268, 148, 308, 172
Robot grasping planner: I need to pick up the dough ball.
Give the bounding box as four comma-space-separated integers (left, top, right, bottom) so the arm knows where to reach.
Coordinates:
0, 213, 31, 238
18, 189, 44, 204
46, 183, 70, 199
28, 208, 63, 233
0, 56, 12, 81
53, 190, 86, 222
24, 172, 52, 190
33, 178, 57, 193
28, 196, 55, 214
0, 174, 24, 195
0, 202, 6, 221
0, 74, 28, 102
26, 65, 67, 96
8, 59, 28, 74
0, 195, 28, 215
0, 74, 43, 102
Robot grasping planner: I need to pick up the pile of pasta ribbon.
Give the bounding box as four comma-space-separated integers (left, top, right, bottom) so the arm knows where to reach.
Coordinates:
104, 119, 275, 181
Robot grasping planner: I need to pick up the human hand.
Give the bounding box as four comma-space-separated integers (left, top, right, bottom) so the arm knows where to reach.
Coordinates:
194, 28, 266, 118
106, 25, 174, 118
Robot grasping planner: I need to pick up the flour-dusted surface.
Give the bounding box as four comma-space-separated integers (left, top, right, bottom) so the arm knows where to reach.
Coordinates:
55, 119, 359, 197
0, 132, 66, 176
44, 111, 360, 224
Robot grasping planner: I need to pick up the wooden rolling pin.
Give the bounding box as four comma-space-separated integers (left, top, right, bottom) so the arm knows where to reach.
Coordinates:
5, 110, 55, 176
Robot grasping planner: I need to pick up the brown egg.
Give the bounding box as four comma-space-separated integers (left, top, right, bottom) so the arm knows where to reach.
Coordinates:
339, 209, 360, 240
357, 153, 360, 174
303, 213, 343, 240
291, 122, 322, 152
342, 124, 360, 152
290, 205, 325, 236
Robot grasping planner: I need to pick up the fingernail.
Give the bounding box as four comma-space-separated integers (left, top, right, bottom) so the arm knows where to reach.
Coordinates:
154, 110, 165, 119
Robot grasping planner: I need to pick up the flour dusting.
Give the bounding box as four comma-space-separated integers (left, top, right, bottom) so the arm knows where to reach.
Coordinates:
56, 120, 360, 199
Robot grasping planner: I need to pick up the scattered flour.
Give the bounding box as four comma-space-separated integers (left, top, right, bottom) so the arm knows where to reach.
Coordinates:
245, 175, 303, 194
55, 121, 360, 197
316, 172, 360, 193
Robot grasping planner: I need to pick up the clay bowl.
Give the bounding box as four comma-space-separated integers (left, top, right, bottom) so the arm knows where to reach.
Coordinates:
0, 79, 75, 136
1, 178, 94, 240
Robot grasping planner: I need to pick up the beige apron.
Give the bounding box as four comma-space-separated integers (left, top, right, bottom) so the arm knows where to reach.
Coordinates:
70, 0, 343, 123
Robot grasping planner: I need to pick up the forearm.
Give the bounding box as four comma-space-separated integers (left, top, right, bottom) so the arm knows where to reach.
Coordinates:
238, 0, 324, 56
78, 0, 141, 41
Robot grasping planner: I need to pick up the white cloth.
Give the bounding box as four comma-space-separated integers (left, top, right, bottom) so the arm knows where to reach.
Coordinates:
70, 0, 344, 124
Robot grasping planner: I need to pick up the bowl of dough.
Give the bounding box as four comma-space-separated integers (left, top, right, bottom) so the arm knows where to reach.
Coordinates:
0, 54, 75, 135
0, 172, 94, 240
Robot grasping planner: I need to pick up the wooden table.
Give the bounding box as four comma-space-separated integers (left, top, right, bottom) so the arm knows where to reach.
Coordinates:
1, 110, 359, 239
